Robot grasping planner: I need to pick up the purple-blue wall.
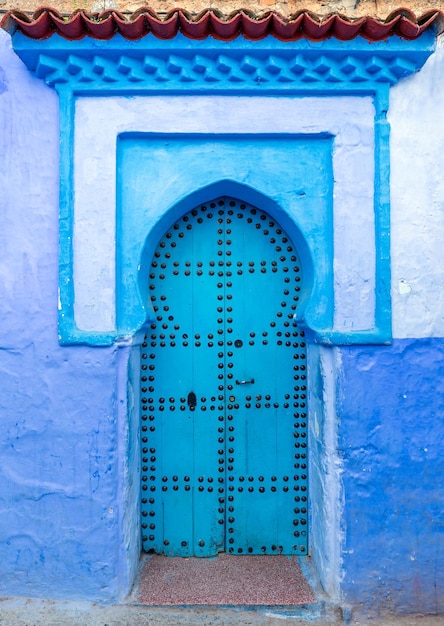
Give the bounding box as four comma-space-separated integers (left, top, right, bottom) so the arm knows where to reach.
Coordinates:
0, 30, 126, 601
338, 339, 444, 615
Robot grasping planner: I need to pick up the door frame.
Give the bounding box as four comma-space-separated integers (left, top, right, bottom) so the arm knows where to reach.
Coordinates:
124, 182, 342, 600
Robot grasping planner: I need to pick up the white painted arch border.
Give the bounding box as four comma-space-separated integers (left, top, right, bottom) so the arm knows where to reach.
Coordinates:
73, 94, 376, 338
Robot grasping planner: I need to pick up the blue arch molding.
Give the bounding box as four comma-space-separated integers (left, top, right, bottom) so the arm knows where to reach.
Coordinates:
11, 31, 436, 346
133, 179, 317, 333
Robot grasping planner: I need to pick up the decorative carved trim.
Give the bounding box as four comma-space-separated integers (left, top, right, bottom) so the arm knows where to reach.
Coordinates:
12, 28, 436, 94
35, 51, 421, 89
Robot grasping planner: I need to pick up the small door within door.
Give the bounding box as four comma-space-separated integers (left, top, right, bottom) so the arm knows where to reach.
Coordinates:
140, 197, 308, 556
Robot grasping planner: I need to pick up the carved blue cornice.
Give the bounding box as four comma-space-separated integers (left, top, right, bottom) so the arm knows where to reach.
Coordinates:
31, 51, 421, 89
12, 31, 436, 94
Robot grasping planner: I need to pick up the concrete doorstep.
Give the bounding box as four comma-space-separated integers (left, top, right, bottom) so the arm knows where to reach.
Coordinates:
0, 599, 443, 626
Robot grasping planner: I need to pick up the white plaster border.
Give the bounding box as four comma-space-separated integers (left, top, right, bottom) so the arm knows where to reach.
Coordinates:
73, 95, 375, 334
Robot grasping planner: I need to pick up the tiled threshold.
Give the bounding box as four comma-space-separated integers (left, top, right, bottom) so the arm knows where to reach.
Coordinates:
130, 552, 337, 621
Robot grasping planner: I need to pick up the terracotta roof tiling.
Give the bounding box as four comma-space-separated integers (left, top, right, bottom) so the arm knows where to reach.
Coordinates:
1, 7, 442, 41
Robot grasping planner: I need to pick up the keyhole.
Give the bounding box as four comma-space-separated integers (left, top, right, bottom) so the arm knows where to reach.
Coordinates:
234, 339, 243, 348
187, 391, 197, 410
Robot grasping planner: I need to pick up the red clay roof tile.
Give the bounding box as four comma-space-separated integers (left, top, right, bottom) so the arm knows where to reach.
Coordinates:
1, 7, 442, 41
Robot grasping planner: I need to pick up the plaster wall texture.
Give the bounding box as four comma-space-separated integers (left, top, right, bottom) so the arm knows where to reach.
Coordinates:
337, 339, 444, 615
308, 344, 342, 600
0, 29, 128, 600
1, 23, 444, 615
390, 42, 444, 339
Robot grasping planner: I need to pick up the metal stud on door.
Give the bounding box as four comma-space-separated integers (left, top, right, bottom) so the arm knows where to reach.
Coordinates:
140, 197, 308, 557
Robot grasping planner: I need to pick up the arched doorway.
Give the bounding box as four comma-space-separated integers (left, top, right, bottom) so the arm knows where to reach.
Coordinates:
140, 197, 308, 557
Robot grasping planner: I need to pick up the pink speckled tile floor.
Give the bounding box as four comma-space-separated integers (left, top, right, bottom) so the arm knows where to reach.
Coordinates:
137, 554, 315, 605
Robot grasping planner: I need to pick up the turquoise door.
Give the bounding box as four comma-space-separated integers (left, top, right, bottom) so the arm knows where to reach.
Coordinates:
140, 197, 308, 556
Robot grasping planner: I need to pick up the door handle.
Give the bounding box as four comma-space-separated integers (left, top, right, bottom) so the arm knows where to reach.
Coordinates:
236, 379, 255, 385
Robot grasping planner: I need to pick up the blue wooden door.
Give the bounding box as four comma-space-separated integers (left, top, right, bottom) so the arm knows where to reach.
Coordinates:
140, 198, 308, 557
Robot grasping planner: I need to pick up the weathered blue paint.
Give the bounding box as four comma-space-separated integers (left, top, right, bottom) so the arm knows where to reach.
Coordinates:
0, 29, 133, 602
308, 344, 342, 599
123, 338, 143, 591
337, 338, 444, 615
8, 31, 435, 347
0, 345, 121, 600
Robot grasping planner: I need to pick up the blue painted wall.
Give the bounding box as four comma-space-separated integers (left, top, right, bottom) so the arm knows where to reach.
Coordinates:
1, 24, 444, 615
0, 30, 127, 602
338, 339, 444, 615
